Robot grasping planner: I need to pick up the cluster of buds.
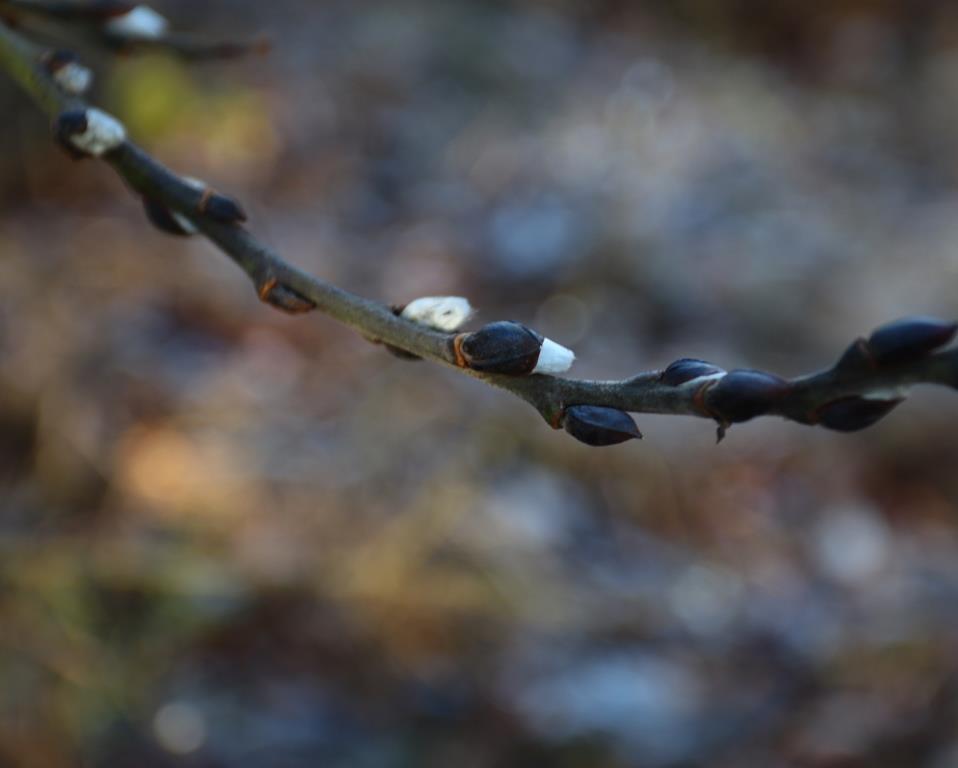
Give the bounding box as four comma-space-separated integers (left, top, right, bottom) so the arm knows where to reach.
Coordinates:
813, 315, 958, 432
657, 316, 958, 439
54, 107, 126, 158
41, 50, 93, 95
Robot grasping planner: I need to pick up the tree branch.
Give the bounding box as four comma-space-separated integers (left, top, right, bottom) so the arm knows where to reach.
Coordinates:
1, 16, 956, 446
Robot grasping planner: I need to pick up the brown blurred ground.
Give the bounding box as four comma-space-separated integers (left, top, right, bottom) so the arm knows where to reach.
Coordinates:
2, 1, 958, 766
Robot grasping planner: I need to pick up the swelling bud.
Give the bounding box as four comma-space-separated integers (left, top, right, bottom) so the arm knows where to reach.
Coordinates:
453, 321, 574, 376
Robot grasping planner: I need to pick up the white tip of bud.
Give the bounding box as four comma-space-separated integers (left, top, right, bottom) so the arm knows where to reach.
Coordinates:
53, 63, 93, 95
533, 337, 576, 374
106, 6, 170, 40
171, 211, 198, 235
69, 108, 126, 156
864, 386, 911, 401
401, 296, 474, 332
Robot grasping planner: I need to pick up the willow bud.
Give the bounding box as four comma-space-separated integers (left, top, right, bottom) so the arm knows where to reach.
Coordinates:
42, 50, 93, 95
867, 316, 957, 366
105, 5, 170, 40
400, 296, 474, 332
142, 197, 197, 237
704, 369, 789, 423
453, 321, 574, 376
199, 190, 247, 224
660, 358, 725, 387
562, 405, 642, 446
815, 395, 903, 432
54, 108, 126, 158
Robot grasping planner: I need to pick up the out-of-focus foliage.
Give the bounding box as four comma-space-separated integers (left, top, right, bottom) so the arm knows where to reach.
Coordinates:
2, 1, 958, 766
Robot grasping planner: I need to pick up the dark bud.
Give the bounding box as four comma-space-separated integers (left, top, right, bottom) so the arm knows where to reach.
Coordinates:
835, 338, 872, 371
563, 405, 642, 447
867, 316, 958, 366
454, 321, 543, 375
42, 49, 78, 73
661, 358, 725, 386
142, 197, 194, 237
704, 369, 789, 424
200, 191, 247, 224
53, 110, 89, 159
816, 396, 903, 432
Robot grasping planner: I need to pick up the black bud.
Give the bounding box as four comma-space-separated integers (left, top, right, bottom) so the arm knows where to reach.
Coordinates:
53, 110, 89, 158
867, 316, 957, 366
704, 369, 789, 424
563, 405, 642, 446
42, 49, 79, 73
203, 193, 247, 224
816, 396, 903, 432
661, 358, 725, 386
142, 197, 193, 237
455, 321, 543, 375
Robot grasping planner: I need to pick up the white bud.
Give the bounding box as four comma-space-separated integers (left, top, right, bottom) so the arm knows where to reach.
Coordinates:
106, 6, 170, 40
401, 296, 474, 332
68, 108, 126, 156
53, 63, 93, 95
532, 337, 575, 374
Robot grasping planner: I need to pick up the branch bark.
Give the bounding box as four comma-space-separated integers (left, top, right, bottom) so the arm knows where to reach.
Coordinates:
1, 16, 956, 445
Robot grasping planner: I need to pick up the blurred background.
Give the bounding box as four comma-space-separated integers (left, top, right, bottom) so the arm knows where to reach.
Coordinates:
2, 1, 958, 766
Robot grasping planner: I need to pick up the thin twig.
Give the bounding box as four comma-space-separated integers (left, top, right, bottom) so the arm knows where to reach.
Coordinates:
0, 17, 955, 445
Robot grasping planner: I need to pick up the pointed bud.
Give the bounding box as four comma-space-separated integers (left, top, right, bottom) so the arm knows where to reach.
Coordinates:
199, 191, 247, 224
815, 395, 903, 432
562, 405, 642, 446
704, 369, 789, 424
142, 197, 197, 237
54, 108, 126, 158
105, 5, 170, 40
400, 296, 474, 332
867, 316, 957, 366
453, 322, 574, 376
661, 358, 725, 387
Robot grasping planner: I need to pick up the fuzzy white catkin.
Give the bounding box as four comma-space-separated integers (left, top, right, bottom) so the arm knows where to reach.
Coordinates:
106, 6, 170, 39
69, 109, 126, 156
401, 296, 474, 332
53, 63, 93, 95
532, 337, 575, 374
